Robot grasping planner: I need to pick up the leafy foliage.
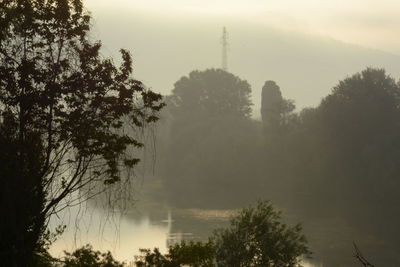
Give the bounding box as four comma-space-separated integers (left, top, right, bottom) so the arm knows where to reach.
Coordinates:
261, 80, 295, 133
213, 201, 310, 267
135, 241, 215, 267
171, 69, 252, 119
162, 69, 259, 207
135, 248, 170, 267
268, 68, 400, 264
63, 244, 125, 267
0, 0, 163, 265
136, 202, 309, 267
156, 67, 400, 265
300, 68, 400, 234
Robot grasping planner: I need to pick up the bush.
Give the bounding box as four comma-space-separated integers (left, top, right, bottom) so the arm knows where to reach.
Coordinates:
63, 244, 124, 267
136, 201, 310, 267
135, 241, 214, 267
213, 201, 310, 267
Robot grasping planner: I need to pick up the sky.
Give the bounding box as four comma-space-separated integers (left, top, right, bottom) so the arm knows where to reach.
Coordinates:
86, 0, 400, 54
83, 0, 400, 115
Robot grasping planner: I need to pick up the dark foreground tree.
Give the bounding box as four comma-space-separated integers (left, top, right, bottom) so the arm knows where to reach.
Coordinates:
63, 244, 124, 267
135, 241, 215, 267
0, 0, 163, 265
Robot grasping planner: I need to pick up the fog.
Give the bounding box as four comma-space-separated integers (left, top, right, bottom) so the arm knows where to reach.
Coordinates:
51, 1, 400, 265
86, 0, 400, 114
79, 2, 400, 265
2, 0, 400, 266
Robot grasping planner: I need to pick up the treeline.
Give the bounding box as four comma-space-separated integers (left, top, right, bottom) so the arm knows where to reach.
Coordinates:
156, 67, 400, 264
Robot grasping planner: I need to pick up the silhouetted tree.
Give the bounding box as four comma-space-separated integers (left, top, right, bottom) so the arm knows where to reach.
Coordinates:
213, 201, 310, 267
135, 241, 215, 267
63, 244, 124, 267
0, 0, 163, 265
284, 69, 400, 263
171, 69, 252, 120
163, 69, 262, 207
154, 67, 400, 265
314, 68, 400, 239
258, 81, 298, 206
136, 201, 310, 267
261, 80, 295, 136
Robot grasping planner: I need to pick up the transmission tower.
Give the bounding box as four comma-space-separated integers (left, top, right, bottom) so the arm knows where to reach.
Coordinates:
221, 26, 228, 71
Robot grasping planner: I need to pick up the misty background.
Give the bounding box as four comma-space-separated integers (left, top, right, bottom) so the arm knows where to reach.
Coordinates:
85, 0, 400, 113
48, 1, 400, 266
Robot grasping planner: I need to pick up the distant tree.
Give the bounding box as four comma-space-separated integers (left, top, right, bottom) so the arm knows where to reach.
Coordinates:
0, 0, 163, 265
258, 81, 297, 202
287, 68, 400, 250
314, 68, 400, 194
318, 68, 400, 154
171, 69, 252, 120
213, 201, 310, 267
261, 80, 283, 127
314, 68, 400, 236
261, 80, 295, 135
163, 69, 260, 207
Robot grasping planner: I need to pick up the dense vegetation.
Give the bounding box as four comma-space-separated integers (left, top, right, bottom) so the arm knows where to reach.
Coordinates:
157, 67, 400, 265
28, 203, 376, 266
1, 0, 399, 266
0, 0, 163, 265
44, 201, 308, 267
135, 202, 309, 267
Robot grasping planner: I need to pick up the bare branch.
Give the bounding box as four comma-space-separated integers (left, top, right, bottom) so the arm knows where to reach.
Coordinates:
353, 243, 375, 267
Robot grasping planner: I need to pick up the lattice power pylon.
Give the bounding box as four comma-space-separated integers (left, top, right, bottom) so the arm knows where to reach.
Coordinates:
221, 27, 229, 71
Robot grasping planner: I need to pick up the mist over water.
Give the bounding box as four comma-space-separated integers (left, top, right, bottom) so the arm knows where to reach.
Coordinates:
49, 196, 322, 267
2, 0, 400, 266
49, 205, 171, 262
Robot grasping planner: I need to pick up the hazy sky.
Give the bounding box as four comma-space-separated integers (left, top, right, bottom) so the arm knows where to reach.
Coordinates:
83, 0, 400, 114
87, 0, 400, 54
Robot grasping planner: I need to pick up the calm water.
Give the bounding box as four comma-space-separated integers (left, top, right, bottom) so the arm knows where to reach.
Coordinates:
50, 205, 171, 262
49, 203, 320, 266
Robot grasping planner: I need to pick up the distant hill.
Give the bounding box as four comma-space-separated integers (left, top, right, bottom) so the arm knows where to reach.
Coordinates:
89, 9, 400, 117
230, 25, 400, 116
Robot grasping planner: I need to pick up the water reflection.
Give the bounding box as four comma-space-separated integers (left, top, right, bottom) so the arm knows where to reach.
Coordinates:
50, 205, 172, 262
49, 204, 320, 266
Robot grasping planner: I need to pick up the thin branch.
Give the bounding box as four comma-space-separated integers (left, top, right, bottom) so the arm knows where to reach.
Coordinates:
353, 243, 375, 267
42, 157, 84, 216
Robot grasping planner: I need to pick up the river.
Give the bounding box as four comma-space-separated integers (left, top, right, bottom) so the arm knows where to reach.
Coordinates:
49, 200, 321, 266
